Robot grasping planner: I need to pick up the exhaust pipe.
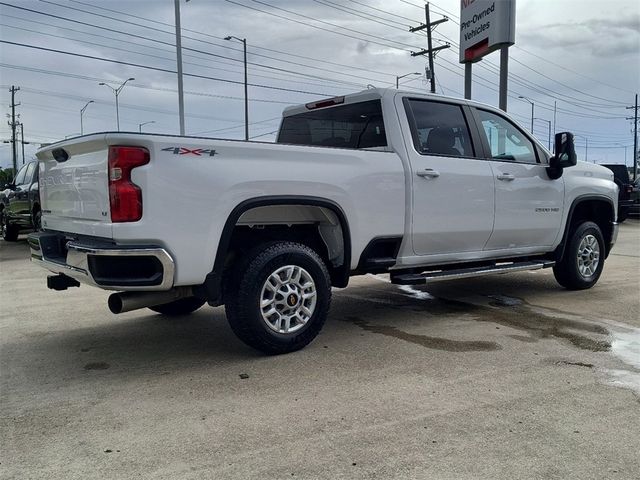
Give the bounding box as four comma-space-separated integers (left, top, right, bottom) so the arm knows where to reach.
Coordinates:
108, 287, 193, 314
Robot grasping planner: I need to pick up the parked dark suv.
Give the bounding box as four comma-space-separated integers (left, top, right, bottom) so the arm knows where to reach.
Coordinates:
601, 164, 633, 222
0, 160, 41, 241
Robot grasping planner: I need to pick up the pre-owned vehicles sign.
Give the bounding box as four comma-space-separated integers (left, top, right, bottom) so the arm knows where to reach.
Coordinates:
459, 0, 516, 63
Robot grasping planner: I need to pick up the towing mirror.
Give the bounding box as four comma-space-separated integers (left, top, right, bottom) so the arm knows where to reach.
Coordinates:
547, 132, 577, 179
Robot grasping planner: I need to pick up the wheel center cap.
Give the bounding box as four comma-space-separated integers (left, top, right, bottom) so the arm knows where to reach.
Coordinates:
287, 293, 299, 307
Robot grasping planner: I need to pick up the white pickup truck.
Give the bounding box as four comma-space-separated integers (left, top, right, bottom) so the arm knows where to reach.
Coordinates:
29, 88, 619, 354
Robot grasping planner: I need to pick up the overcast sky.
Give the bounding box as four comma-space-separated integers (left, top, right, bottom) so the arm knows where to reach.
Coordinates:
0, 0, 638, 170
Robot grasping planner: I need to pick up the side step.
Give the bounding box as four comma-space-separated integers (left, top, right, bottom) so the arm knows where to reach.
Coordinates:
390, 260, 555, 285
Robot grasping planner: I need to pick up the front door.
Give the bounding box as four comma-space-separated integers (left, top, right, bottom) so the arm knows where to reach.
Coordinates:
404, 99, 495, 256
474, 108, 564, 250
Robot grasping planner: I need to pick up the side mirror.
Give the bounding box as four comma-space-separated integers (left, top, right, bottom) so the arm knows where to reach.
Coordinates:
547, 132, 577, 179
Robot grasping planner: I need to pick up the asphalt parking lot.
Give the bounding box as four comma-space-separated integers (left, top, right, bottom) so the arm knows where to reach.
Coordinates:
1, 220, 639, 480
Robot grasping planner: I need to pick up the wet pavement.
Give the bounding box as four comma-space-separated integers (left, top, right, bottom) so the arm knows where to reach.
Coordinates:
1, 219, 639, 479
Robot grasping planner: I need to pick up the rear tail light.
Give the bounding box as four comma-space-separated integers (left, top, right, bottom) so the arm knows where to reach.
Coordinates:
108, 146, 149, 222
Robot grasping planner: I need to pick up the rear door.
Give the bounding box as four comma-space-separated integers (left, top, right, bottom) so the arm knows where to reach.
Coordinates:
473, 108, 564, 250
403, 98, 495, 256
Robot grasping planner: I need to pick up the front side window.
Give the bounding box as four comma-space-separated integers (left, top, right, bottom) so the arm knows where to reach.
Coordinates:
477, 109, 538, 164
277, 100, 387, 149
406, 99, 474, 157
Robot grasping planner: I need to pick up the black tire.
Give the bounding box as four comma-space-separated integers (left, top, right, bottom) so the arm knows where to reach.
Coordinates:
617, 207, 629, 223
148, 297, 206, 315
224, 241, 331, 355
2, 219, 19, 241
553, 221, 605, 290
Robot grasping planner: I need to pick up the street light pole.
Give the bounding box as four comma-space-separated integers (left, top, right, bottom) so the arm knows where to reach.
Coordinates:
99, 78, 134, 131
574, 134, 590, 162
534, 117, 551, 150
80, 100, 94, 135
395, 72, 421, 89
225, 35, 249, 141
138, 121, 156, 133
519, 96, 535, 133
174, 0, 187, 136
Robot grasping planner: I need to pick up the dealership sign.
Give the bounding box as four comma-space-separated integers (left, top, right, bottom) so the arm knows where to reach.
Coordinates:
459, 0, 515, 63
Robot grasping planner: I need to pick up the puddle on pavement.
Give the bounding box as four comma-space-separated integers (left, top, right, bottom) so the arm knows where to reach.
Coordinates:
345, 316, 501, 352
361, 277, 612, 353
364, 277, 640, 398
603, 328, 640, 397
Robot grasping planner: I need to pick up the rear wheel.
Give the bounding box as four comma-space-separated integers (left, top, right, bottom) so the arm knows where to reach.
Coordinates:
553, 221, 605, 290
225, 241, 331, 355
148, 297, 206, 315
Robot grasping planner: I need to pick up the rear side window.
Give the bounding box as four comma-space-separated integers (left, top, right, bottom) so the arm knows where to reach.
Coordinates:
405, 99, 474, 157
277, 100, 387, 149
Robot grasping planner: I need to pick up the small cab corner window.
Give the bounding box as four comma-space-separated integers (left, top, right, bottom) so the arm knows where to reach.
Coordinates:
477, 109, 538, 164
406, 99, 474, 158
277, 100, 387, 149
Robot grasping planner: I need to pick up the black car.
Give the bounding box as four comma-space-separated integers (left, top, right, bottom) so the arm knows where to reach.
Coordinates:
601, 164, 634, 222
0, 160, 41, 241
631, 177, 640, 216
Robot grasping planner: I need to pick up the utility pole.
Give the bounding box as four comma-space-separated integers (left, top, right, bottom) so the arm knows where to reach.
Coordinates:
8, 86, 20, 174
626, 94, 638, 181
409, 3, 449, 94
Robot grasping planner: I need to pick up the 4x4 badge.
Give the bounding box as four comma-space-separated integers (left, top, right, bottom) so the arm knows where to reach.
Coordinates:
161, 147, 218, 156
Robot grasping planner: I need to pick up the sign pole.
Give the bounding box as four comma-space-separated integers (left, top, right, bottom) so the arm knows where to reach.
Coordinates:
464, 63, 472, 100
499, 46, 509, 111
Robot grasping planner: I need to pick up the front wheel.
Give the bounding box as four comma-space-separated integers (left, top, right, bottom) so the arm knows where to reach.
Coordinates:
553, 221, 605, 290
225, 242, 332, 355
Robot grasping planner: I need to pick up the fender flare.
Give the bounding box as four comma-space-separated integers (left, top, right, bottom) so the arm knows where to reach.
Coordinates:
198, 195, 352, 304
555, 194, 615, 261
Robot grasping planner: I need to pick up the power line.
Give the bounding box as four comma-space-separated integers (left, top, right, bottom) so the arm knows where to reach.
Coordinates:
0, 19, 366, 91
0, 40, 337, 97
68, 0, 399, 80
396, 0, 630, 106
32, 0, 395, 86
221, 0, 415, 52
0, 63, 294, 105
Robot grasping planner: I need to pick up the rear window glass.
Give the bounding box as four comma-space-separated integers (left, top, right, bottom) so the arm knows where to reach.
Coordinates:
277, 100, 387, 149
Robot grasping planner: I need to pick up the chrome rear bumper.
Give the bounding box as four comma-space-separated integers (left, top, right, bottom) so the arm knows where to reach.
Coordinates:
28, 232, 175, 291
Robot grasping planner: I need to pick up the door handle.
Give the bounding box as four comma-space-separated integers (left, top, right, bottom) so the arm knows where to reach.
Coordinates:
416, 169, 440, 178
497, 173, 515, 181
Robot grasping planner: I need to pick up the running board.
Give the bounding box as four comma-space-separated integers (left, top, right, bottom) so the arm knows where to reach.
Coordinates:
390, 260, 556, 285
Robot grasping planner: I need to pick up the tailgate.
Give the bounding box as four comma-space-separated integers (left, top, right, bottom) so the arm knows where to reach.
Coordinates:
36, 135, 112, 237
